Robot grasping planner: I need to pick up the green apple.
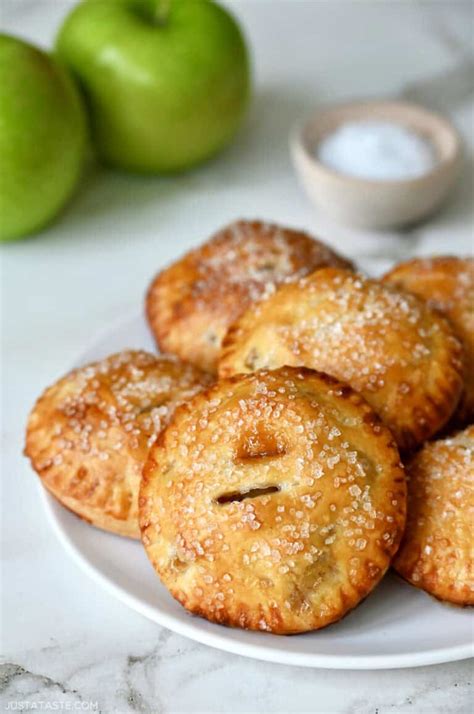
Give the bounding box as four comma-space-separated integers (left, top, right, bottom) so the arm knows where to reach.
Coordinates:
56, 0, 251, 173
0, 34, 87, 242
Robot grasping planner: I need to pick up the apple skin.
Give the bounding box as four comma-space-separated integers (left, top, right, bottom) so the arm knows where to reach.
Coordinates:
0, 34, 87, 242
56, 0, 251, 173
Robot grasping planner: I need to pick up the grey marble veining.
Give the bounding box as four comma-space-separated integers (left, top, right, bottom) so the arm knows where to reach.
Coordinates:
1, 635, 473, 713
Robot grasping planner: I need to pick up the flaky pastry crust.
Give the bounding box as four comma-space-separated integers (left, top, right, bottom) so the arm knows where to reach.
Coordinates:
393, 425, 474, 606
219, 268, 464, 451
383, 256, 474, 424
146, 220, 353, 373
25, 351, 211, 538
140, 367, 406, 634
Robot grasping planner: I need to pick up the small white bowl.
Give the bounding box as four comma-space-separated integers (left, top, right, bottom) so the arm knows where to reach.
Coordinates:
290, 100, 462, 230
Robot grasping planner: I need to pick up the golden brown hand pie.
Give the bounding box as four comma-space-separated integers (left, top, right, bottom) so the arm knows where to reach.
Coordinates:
146, 219, 353, 373
140, 367, 406, 634
219, 268, 464, 451
393, 425, 474, 606
25, 351, 211, 538
383, 256, 474, 424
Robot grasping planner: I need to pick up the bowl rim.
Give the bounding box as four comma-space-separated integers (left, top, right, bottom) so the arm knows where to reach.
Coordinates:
290, 98, 462, 189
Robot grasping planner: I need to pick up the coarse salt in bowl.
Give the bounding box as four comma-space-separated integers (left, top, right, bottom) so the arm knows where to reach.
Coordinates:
290, 100, 462, 230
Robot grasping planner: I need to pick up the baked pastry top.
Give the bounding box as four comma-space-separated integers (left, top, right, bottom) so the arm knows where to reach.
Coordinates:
393, 425, 474, 606
219, 268, 464, 451
140, 367, 406, 634
146, 220, 353, 373
383, 256, 474, 424
25, 350, 211, 538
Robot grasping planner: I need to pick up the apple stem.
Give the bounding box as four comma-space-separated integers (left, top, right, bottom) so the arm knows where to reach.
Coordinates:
154, 0, 171, 25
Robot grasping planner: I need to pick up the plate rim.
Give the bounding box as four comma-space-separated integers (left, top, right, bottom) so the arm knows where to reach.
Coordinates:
38, 311, 474, 670
41, 487, 474, 670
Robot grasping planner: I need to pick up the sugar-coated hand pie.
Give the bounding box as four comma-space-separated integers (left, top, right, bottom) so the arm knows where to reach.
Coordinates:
140, 367, 406, 634
383, 256, 474, 425
25, 351, 211, 538
146, 220, 353, 374
393, 425, 473, 606
25, 220, 473, 631
219, 267, 464, 451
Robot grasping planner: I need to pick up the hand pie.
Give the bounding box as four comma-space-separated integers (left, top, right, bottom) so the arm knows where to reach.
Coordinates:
140, 367, 406, 634
393, 425, 474, 606
219, 268, 464, 451
146, 219, 353, 373
25, 351, 211, 538
383, 256, 474, 424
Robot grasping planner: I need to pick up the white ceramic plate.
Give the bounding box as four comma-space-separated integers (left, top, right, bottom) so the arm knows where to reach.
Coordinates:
41, 312, 474, 669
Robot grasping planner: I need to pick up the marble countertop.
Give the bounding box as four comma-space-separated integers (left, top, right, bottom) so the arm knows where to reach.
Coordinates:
1, 1, 473, 712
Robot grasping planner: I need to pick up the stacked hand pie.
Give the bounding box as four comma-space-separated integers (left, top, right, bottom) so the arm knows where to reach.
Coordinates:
219, 267, 464, 451
383, 257, 474, 425
146, 220, 353, 373
25, 221, 474, 633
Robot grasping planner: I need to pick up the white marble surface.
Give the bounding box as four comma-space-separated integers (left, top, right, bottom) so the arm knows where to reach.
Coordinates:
1, 1, 473, 712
